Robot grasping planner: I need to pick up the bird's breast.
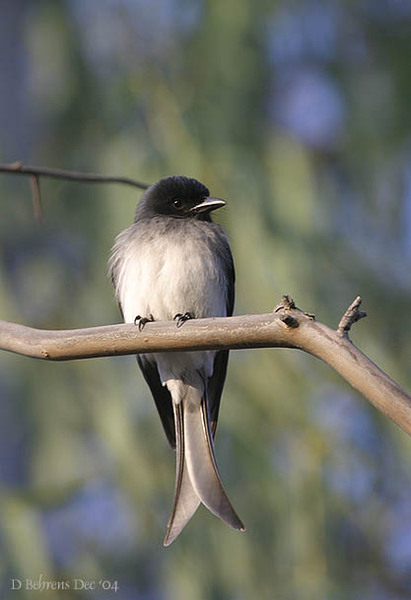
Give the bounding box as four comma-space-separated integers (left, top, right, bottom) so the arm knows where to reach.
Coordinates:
116, 220, 228, 324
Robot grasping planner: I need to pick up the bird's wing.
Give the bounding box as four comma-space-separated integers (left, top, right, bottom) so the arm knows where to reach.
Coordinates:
208, 229, 235, 436
137, 356, 176, 448
224, 238, 235, 318
208, 350, 229, 437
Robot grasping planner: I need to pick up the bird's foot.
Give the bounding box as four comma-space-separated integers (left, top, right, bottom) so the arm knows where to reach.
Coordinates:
134, 314, 154, 331
173, 312, 194, 328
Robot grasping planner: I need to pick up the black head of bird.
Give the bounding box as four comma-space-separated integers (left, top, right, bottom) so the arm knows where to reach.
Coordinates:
135, 175, 226, 221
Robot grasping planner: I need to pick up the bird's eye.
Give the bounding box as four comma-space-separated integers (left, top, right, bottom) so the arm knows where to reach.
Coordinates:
172, 198, 183, 209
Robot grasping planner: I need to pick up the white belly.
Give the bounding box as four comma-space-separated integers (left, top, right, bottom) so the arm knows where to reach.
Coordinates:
111, 219, 230, 392
116, 221, 228, 324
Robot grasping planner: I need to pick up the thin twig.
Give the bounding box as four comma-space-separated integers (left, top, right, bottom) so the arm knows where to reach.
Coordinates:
0, 162, 150, 190
30, 175, 43, 223
337, 295, 367, 336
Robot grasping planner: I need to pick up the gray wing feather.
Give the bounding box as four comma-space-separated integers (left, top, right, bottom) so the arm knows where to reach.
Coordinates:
137, 356, 176, 448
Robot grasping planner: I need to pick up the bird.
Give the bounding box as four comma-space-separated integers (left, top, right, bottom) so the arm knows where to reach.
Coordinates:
108, 175, 244, 545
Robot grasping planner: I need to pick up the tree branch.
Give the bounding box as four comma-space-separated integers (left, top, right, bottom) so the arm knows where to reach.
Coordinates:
30, 174, 43, 223
1, 297, 411, 438
337, 295, 367, 336
0, 162, 149, 219
0, 162, 150, 190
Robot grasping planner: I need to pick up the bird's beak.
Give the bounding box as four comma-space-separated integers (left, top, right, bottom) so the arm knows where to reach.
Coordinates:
190, 197, 226, 214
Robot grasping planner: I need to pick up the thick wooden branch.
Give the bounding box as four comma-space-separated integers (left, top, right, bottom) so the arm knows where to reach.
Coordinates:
1, 298, 411, 438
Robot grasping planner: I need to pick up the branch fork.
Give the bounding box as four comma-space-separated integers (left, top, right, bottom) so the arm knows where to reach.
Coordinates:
337, 296, 367, 337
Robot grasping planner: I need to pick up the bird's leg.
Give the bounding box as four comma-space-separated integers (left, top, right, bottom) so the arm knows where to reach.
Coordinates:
134, 314, 155, 331
173, 312, 194, 328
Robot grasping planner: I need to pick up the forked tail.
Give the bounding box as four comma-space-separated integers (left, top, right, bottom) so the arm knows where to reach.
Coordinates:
163, 386, 244, 546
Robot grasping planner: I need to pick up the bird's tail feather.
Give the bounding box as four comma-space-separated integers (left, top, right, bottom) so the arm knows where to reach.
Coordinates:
164, 385, 244, 545
163, 402, 200, 547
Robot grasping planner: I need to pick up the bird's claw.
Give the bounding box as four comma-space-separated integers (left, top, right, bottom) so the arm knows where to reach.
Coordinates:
134, 314, 154, 331
173, 312, 194, 328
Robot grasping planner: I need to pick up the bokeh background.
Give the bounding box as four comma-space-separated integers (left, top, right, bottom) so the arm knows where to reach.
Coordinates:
1, 1, 411, 598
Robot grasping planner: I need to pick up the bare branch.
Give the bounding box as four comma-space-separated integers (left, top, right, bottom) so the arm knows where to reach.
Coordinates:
337, 295, 367, 336
30, 174, 43, 223
0, 162, 150, 190
1, 298, 411, 438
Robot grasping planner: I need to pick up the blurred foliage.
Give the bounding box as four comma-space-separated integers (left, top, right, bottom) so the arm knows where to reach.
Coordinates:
2, 0, 411, 598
